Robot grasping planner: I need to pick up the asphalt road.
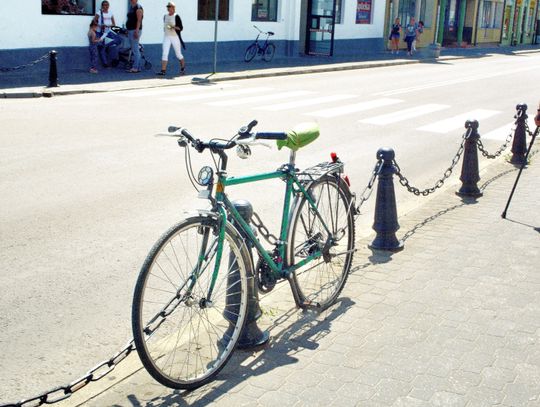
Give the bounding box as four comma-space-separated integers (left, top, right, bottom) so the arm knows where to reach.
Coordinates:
1, 52, 539, 402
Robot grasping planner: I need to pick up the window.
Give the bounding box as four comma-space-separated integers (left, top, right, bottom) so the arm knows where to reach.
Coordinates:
479, 0, 503, 28
356, 0, 373, 24
42, 0, 95, 15
252, 0, 278, 22
397, 0, 431, 28
198, 0, 230, 21
335, 0, 343, 24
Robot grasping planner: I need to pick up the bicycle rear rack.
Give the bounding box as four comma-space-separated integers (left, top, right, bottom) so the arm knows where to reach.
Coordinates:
296, 161, 344, 184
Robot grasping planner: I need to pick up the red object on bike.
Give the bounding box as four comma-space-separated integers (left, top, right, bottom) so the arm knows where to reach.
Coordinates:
330, 152, 338, 163
342, 175, 351, 186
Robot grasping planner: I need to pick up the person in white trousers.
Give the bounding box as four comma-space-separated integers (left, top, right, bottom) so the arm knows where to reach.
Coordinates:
157, 1, 185, 76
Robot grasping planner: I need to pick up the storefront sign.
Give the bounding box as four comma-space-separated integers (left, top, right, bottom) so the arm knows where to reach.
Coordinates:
356, 0, 372, 24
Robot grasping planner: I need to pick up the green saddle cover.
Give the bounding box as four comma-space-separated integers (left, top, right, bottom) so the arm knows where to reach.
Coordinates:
276, 122, 320, 151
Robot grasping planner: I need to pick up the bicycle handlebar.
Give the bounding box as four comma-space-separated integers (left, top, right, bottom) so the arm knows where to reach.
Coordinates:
168, 121, 287, 153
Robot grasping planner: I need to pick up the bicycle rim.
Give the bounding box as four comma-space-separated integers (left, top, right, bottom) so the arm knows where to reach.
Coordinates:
132, 216, 249, 389
244, 44, 258, 62
263, 43, 275, 62
289, 176, 355, 310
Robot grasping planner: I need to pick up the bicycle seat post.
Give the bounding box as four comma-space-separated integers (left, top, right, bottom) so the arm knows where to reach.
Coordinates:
289, 150, 296, 167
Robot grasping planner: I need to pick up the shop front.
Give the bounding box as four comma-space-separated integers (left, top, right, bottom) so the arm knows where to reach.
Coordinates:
501, 0, 538, 45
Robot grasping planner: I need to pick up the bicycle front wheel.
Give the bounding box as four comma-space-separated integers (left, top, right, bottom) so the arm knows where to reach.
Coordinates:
244, 43, 258, 62
288, 175, 355, 310
132, 215, 249, 390
263, 43, 276, 62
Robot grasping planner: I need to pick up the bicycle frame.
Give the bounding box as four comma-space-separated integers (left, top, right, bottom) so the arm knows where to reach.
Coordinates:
206, 151, 335, 301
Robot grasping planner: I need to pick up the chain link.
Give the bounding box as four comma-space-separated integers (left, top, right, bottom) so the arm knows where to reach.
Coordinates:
394, 130, 468, 196
0, 53, 50, 73
354, 160, 382, 215
476, 129, 513, 159
1, 339, 136, 407
251, 211, 279, 245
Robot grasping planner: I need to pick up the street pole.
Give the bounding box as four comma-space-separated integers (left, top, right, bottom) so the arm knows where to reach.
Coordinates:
213, 0, 220, 74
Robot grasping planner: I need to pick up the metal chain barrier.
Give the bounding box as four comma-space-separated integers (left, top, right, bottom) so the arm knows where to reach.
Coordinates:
251, 211, 279, 245
355, 159, 383, 215
394, 130, 468, 196
0, 53, 50, 73
476, 128, 513, 159
1, 340, 135, 407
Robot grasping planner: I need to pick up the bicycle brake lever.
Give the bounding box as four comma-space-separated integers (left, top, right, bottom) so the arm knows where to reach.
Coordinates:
154, 133, 182, 137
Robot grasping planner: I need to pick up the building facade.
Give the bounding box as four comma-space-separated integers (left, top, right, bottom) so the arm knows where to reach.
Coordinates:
0, 0, 387, 70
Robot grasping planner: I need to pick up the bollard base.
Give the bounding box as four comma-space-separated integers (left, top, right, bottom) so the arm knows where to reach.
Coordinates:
455, 189, 483, 198
237, 322, 270, 350
510, 155, 527, 166
369, 233, 404, 252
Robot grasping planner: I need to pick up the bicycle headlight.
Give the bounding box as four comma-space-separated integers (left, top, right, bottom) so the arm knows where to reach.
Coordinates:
197, 166, 214, 186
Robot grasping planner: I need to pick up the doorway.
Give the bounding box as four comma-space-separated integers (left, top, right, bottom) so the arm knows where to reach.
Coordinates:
305, 0, 337, 56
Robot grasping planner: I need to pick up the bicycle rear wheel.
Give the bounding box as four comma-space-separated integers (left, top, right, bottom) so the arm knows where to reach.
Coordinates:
263, 43, 276, 62
288, 175, 355, 310
244, 43, 258, 62
132, 215, 249, 390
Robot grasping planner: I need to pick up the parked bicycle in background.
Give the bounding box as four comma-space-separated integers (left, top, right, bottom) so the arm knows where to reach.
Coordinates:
244, 25, 276, 62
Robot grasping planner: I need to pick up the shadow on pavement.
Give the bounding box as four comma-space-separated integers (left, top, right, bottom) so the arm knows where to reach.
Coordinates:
119, 298, 354, 406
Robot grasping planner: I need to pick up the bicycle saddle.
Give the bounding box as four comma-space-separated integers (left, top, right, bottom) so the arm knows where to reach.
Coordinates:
277, 123, 320, 151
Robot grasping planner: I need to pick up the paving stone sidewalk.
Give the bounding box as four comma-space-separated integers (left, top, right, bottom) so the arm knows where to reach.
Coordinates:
60, 150, 540, 407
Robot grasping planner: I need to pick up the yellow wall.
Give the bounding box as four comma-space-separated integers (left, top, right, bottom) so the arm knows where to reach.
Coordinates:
476, 28, 503, 42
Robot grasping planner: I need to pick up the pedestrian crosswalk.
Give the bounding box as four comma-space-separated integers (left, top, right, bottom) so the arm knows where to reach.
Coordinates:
116, 84, 528, 137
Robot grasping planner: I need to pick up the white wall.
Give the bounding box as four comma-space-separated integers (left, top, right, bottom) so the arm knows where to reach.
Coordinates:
0, 0, 381, 50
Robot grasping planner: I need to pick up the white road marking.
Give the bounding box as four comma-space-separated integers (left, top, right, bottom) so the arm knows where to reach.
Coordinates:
417, 109, 500, 133
256, 94, 358, 111
162, 87, 273, 102
307, 98, 403, 118
207, 90, 314, 106
481, 122, 515, 141
359, 104, 449, 125
374, 66, 537, 97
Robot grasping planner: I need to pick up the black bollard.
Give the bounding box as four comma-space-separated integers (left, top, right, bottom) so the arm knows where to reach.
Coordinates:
48, 50, 59, 88
456, 120, 483, 198
369, 148, 404, 252
226, 200, 269, 349
510, 103, 528, 165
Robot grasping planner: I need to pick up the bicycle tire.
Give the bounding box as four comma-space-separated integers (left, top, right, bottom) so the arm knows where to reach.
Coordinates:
132, 215, 249, 390
262, 43, 276, 62
244, 43, 258, 62
288, 175, 355, 310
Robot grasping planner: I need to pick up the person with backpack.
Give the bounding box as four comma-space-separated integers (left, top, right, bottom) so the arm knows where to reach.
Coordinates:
157, 2, 186, 76
404, 17, 419, 56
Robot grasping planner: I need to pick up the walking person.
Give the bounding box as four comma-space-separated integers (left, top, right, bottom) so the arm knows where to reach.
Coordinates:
157, 1, 186, 76
404, 17, 418, 56
94, 0, 119, 67
88, 20, 104, 73
389, 17, 401, 54
126, 0, 144, 73
535, 102, 540, 127
413, 20, 424, 52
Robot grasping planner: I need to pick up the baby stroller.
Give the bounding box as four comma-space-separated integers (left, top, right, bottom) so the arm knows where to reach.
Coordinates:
109, 26, 152, 70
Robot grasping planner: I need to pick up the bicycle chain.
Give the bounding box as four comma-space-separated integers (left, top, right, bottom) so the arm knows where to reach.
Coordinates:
0, 53, 50, 73
394, 130, 468, 196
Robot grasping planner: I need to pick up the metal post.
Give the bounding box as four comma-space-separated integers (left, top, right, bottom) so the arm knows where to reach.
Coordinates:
510, 103, 528, 165
48, 50, 59, 88
502, 126, 539, 218
456, 120, 483, 198
227, 199, 269, 349
213, 0, 220, 74
369, 148, 404, 252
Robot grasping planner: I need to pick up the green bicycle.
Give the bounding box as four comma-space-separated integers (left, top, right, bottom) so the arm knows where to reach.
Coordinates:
132, 120, 356, 390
